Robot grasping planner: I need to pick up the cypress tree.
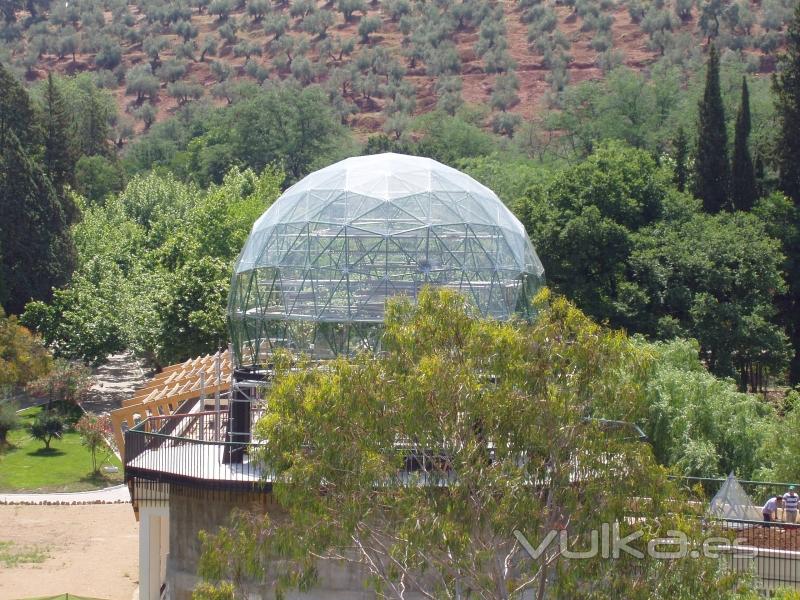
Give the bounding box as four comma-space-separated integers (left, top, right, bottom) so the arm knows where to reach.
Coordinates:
41, 73, 78, 224
731, 77, 758, 211
693, 44, 730, 212
0, 62, 37, 149
673, 125, 689, 192
774, 4, 800, 385
774, 3, 800, 204
82, 87, 111, 158
0, 64, 75, 316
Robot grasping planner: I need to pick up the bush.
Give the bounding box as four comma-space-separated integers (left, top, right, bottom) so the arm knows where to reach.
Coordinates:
75, 413, 113, 473
26, 359, 92, 409
0, 309, 52, 387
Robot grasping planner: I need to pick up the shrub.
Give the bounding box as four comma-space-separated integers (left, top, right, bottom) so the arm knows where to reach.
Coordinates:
0, 309, 52, 387
75, 413, 113, 473
26, 359, 92, 409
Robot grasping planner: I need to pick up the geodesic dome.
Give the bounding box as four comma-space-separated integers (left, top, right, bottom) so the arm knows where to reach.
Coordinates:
228, 153, 545, 366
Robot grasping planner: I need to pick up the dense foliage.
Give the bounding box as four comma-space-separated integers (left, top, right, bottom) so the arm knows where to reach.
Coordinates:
198, 288, 760, 600
0, 308, 51, 387
22, 166, 284, 367
0, 62, 76, 316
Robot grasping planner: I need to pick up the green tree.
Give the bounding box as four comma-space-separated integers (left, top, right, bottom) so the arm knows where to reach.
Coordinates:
755, 192, 800, 387
758, 391, 800, 482
0, 61, 37, 149
228, 85, 346, 181
643, 338, 772, 478
413, 111, 496, 166
74, 155, 125, 204
673, 125, 689, 193
158, 256, 229, 364
731, 77, 757, 211
0, 397, 19, 447
772, 7, 800, 384
197, 289, 757, 600
694, 45, 730, 213
523, 142, 668, 328
631, 210, 790, 385
41, 73, 76, 206
0, 66, 75, 316
81, 84, 112, 158
774, 4, 800, 204
29, 410, 64, 450
337, 0, 365, 23
0, 308, 52, 386
357, 15, 381, 44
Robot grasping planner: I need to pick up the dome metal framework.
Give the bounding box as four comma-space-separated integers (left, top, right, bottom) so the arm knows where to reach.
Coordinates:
228, 153, 545, 366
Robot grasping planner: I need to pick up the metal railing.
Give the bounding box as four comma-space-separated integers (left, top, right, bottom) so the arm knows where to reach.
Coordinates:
124, 410, 269, 491
710, 517, 800, 589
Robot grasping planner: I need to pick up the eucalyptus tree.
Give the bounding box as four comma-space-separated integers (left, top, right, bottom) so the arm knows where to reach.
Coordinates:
196, 288, 757, 600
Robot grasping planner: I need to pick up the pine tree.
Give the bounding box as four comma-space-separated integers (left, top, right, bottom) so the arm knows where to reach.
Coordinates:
41, 73, 78, 224
693, 45, 730, 212
673, 125, 689, 192
730, 77, 758, 211
774, 3, 800, 205
0, 64, 75, 316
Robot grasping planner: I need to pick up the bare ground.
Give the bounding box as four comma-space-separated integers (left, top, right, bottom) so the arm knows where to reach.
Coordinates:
0, 504, 138, 600
82, 352, 148, 415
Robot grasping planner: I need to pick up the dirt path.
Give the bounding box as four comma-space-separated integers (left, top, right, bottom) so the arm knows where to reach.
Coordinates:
0, 504, 138, 600
82, 352, 149, 414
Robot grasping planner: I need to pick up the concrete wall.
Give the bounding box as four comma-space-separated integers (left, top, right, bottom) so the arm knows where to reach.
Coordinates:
167, 487, 382, 600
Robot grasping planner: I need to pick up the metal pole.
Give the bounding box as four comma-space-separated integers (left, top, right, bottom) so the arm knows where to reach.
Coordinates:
214, 351, 221, 441
199, 371, 205, 441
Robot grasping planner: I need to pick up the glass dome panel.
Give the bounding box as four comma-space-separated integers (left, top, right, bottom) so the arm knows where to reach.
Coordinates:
229, 153, 545, 366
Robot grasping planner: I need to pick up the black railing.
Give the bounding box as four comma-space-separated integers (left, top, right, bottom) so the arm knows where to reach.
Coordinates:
710, 517, 800, 589
124, 410, 270, 491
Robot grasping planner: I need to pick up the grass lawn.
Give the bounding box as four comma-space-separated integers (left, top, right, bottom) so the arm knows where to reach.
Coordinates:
0, 406, 123, 493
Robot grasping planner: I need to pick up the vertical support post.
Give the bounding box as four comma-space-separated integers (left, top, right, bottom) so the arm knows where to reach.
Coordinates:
139, 508, 163, 600
149, 515, 161, 600
139, 507, 152, 600
215, 351, 221, 441
225, 381, 250, 464
224, 368, 266, 464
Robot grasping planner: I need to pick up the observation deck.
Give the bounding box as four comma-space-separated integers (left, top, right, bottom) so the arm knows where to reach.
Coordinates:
123, 408, 270, 493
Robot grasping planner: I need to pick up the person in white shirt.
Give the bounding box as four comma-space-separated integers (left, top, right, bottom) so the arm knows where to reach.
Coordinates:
784, 486, 799, 524
763, 495, 783, 526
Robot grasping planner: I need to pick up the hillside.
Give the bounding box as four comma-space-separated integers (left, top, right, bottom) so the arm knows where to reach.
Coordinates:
2, 0, 794, 139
